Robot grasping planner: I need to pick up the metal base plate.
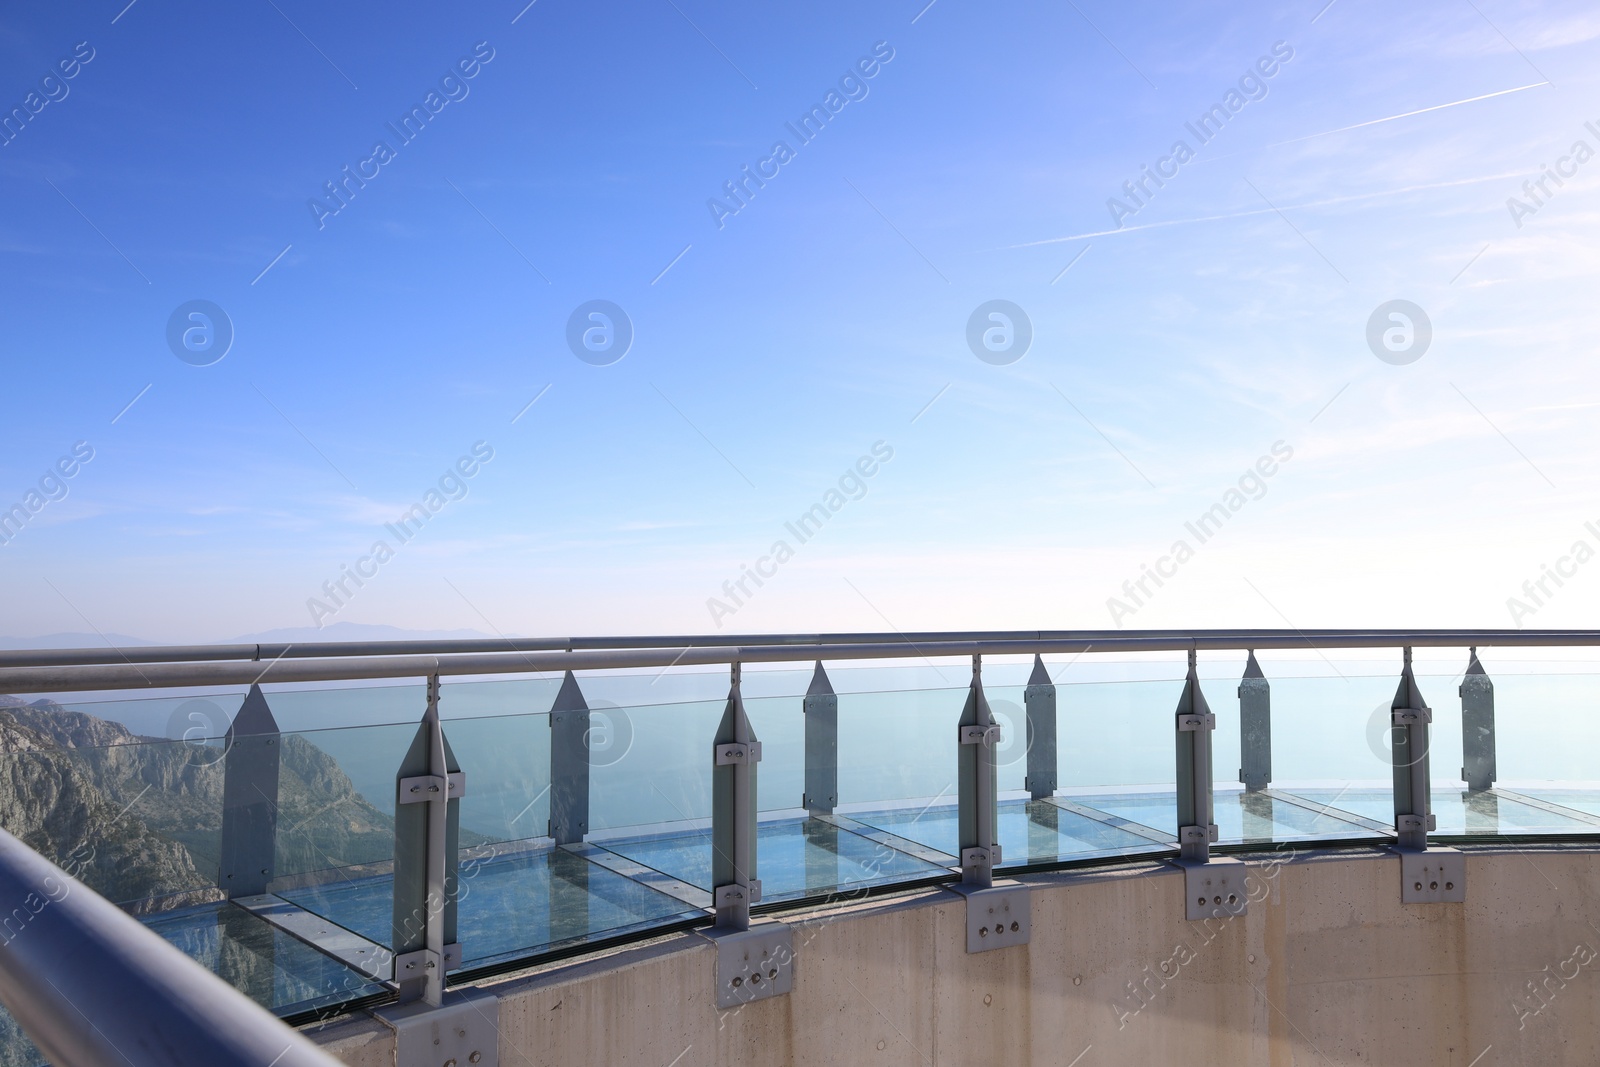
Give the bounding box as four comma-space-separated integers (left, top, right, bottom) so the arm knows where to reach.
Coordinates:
701, 920, 794, 1009
373, 988, 499, 1067
1397, 846, 1465, 903
950, 880, 1031, 953
1176, 857, 1248, 921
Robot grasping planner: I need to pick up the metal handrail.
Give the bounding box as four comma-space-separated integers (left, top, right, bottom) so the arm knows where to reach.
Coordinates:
1, 630, 1598, 694
0, 826, 342, 1067
4, 628, 1599, 671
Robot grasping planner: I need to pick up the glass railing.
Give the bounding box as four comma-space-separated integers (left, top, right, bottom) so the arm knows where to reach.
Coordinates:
3, 640, 1600, 1064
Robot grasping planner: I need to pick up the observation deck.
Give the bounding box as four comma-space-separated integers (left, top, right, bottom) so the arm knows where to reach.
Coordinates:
1, 630, 1598, 1065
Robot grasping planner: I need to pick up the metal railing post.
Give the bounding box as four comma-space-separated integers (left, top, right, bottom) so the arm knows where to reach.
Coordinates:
704, 662, 793, 1009
1390, 648, 1465, 902
711, 662, 760, 930
1024, 654, 1057, 800
802, 660, 840, 893
390, 673, 464, 1007
952, 653, 1030, 951
548, 670, 590, 844
1175, 649, 1217, 864
217, 684, 280, 898
802, 660, 837, 815
1460, 647, 1496, 792
1391, 647, 1433, 852
1173, 649, 1247, 919
1238, 650, 1271, 793
958, 654, 1000, 888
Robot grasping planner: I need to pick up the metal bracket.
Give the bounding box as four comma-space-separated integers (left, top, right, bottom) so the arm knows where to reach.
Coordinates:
701, 920, 794, 1009
1178, 823, 1219, 845
1398, 847, 1465, 903
1395, 813, 1437, 833
374, 987, 499, 1067
950, 880, 1030, 953
397, 772, 465, 804
959, 724, 1003, 745
1177, 712, 1216, 732
1391, 707, 1432, 726
1176, 856, 1248, 921
391, 943, 462, 982
960, 844, 1002, 870
714, 741, 763, 765
714, 880, 762, 907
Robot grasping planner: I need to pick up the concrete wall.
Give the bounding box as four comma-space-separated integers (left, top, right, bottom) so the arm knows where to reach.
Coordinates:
311, 843, 1600, 1066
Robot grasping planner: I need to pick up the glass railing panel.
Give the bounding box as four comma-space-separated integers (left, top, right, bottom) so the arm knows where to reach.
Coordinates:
832, 684, 964, 864
1491, 671, 1600, 786
1257, 672, 1401, 789
0, 733, 223, 911
749, 691, 951, 899
244, 681, 428, 732
587, 698, 722, 834
271, 723, 414, 884
428, 712, 552, 849
1452, 665, 1600, 835
1053, 678, 1181, 843
837, 685, 967, 815
581, 691, 953, 903
1239, 670, 1406, 843
824, 679, 1177, 868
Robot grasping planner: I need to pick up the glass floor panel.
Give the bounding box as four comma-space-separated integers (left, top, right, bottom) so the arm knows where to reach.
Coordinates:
849, 799, 1171, 866
1286, 788, 1600, 835
1504, 789, 1600, 826
148, 900, 387, 1014
596, 817, 952, 901
1052, 791, 1387, 846
1220, 791, 1388, 843
0, 901, 392, 1066
281, 846, 705, 967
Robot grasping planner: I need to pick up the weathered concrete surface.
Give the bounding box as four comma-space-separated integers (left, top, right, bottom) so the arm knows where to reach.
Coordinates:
308, 844, 1600, 1065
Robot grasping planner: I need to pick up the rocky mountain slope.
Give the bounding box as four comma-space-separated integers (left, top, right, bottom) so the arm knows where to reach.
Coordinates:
0, 696, 396, 906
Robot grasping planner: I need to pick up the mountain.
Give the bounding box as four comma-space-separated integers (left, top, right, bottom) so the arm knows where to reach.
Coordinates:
0, 697, 397, 905
0, 700, 204, 912
0, 695, 441, 1067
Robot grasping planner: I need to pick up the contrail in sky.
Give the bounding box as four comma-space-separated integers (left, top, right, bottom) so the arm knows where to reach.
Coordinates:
1004, 172, 1521, 246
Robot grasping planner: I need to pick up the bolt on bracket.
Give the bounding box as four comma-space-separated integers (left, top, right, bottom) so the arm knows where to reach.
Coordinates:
1176, 856, 1248, 921
713, 881, 762, 907
397, 771, 466, 803
374, 987, 499, 1067
391, 943, 462, 982
950, 880, 1031, 953
714, 741, 762, 765
1397, 846, 1465, 903
959, 723, 1003, 745
701, 920, 794, 1009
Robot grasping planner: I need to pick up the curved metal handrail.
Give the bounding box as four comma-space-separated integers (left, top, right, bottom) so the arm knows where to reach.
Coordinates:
2, 627, 1597, 672
0, 826, 342, 1067
0, 629, 1597, 694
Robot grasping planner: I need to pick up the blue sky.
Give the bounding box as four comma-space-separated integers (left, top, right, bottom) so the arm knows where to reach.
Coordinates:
3, 0, 1599, 643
